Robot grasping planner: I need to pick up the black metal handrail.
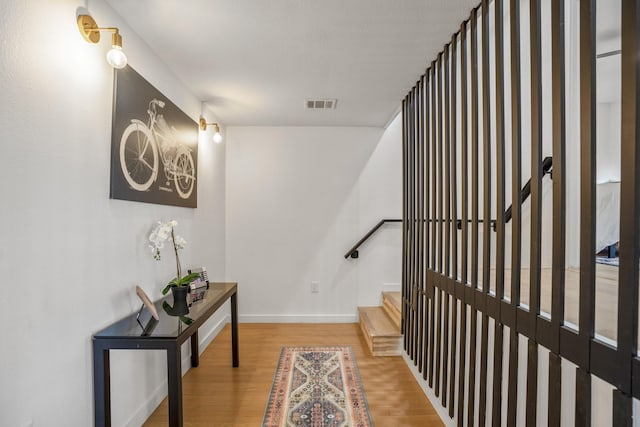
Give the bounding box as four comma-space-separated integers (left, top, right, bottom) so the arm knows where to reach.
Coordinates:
456, 156, 553, 231
346, 158, 552, 259
503, 156, 553, 224
344, 219, 401, 259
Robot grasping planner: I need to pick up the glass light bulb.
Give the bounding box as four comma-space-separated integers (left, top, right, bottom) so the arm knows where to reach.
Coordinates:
106, 46, 127, 69
213, 132, 223, 144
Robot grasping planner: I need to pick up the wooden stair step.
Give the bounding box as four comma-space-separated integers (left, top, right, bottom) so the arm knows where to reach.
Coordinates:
382, 291, 401, 330
358, 306, 402, 356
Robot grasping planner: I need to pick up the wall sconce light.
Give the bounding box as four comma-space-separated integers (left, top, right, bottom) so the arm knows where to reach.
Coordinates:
77, 14, 128, 69
199, 118, 223, 143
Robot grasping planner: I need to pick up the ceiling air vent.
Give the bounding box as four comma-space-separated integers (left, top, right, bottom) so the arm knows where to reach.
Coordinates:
305, 99, 337, 110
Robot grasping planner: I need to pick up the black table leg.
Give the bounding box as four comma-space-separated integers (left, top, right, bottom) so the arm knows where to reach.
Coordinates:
93, 342, 111, 427
167, 344, 183, 427
231, 292, 239, 367
190, 330, 199, 367
92, 284, 238, 427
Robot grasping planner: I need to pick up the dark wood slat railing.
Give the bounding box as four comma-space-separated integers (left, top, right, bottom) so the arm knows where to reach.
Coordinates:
399, 0, 640, 421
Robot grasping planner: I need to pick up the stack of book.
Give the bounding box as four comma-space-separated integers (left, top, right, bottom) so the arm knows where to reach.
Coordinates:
188, 267, 209, 291
189, 278, 208, 291
190, 288, 207, 304
189, 267, 209, 304
188, 268, 209, 306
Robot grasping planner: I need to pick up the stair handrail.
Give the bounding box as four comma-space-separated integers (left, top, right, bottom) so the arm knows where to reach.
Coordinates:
456, 156, 553, 231
503, 156, 553, 225
347, 158, 552, 258
344, 219, 402, 259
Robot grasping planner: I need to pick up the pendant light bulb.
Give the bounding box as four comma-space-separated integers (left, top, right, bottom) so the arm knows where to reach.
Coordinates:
106, 32, 127, 69
106, 45, 127, 69
212, 124, 222, 144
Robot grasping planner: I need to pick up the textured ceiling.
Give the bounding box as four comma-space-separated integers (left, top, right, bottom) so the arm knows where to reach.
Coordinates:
105, 0, 478, 126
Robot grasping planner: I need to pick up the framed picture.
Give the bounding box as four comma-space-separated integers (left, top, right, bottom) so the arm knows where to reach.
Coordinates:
135, 285, 159, 320
110, 66, 198, 208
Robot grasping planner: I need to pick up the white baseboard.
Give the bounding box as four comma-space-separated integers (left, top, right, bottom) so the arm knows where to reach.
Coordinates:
402, 352, 454, 427
124, 314, 231, 427
125, 381, 167, 427
239, 314, 358, 323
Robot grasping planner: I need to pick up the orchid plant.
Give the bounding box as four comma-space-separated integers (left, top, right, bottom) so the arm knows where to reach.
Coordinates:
149, 220, 200, 295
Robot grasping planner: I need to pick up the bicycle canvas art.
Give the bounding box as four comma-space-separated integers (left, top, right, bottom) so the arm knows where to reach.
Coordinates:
110, 66, 198, 208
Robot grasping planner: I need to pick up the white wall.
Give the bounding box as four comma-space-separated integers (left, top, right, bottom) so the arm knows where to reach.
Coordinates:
355, 115, 404, 306
225, 119, 402, 322
0, 1, 226, 426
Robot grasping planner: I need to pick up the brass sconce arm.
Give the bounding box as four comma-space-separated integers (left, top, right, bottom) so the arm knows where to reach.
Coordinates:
77, 14, 127, 68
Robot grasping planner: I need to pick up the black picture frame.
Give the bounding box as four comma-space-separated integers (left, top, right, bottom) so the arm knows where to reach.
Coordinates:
110, 66, 198, 208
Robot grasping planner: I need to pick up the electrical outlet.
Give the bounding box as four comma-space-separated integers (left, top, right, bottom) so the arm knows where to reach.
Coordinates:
311, 281, 320, 293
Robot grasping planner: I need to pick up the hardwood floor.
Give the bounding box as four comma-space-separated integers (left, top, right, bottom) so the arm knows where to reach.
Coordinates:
143, 323, 443, 427
498, 264, 620, 340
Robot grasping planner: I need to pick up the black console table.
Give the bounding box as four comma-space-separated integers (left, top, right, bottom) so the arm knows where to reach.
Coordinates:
92, 282, 238, 427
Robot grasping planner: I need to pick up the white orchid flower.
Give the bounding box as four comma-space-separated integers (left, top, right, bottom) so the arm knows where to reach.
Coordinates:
174, 235, 187, 249
148, 220, 188, 279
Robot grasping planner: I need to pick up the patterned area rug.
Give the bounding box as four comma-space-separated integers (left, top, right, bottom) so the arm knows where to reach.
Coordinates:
263, 346, 373, 427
